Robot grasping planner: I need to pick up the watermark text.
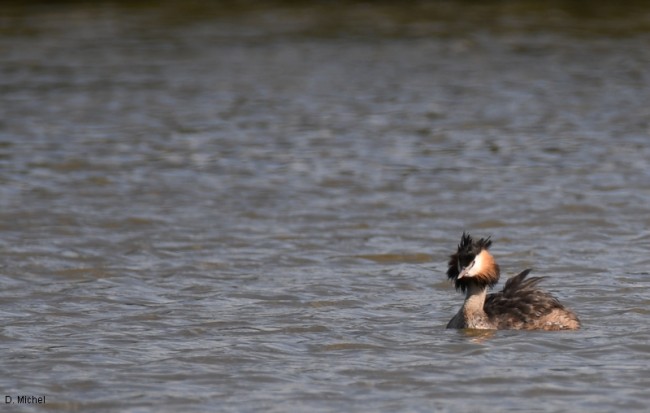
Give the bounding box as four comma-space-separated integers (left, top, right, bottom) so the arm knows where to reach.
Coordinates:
5, 395, 46, 405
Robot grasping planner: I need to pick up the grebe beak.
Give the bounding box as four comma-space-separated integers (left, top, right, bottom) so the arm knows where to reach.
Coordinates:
458, 259, 476, 279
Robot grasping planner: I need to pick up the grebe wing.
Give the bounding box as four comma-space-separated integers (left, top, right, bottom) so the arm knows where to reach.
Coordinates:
485, 269, 561, 328
501, 269, 547, 296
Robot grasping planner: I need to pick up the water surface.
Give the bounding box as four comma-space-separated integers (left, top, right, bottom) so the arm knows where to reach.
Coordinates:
1, 1, 650, 412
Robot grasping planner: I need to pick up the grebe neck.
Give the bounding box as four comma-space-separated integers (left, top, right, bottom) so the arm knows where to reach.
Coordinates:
463, 282, 488, 314
457, 282, 495, 329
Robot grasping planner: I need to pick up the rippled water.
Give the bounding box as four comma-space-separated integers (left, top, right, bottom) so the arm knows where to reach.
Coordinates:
2, 1, 650, 412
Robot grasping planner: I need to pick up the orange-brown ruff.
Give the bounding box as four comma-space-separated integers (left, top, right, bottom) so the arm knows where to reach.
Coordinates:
445, 233, 580, 330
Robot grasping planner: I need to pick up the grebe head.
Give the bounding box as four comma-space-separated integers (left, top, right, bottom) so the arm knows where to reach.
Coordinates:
447, 232, 500, 292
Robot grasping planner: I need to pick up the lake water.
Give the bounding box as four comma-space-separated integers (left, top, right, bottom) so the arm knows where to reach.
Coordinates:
1, 1, 650, 412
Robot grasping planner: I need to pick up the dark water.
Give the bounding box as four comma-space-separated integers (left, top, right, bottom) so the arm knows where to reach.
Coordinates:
1, 1, 650, 411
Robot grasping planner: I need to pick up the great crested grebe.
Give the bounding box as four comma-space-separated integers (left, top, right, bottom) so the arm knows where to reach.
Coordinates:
445, 232, 580, 330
